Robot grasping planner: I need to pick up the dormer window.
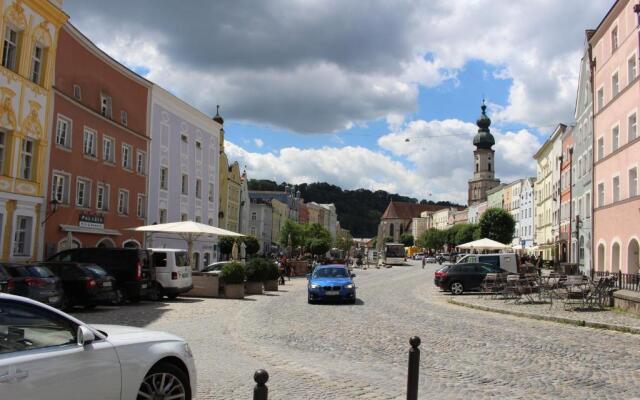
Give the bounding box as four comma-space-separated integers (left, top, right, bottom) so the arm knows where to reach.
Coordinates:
100, 93, 112, 118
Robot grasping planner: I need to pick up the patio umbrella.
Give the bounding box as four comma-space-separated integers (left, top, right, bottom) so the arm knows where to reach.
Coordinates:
231, 241, 239, 260
128, 221, 244, 268
457, 238, 510, 251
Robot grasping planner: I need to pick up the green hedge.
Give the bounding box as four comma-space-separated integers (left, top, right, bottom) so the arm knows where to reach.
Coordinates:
220, 262, 246, 284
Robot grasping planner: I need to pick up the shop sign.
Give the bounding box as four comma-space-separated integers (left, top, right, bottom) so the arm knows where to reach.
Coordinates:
79, 214, 104, 229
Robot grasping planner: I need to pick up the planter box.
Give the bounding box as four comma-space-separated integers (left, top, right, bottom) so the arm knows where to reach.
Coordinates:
264, 280, 278, 291
224, 283, 245, 299
246, 281, 264, 295
184, 273, 219, 298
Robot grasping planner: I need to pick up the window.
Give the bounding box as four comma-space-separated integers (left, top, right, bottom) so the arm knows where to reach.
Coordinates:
611, 26, 618, 52
13, 216, 33, 256
195, 179, 202, 199
2, 26, 18, 71
612, 72, 619, 97
597, 87, 604, 110
597, 137, 604, 160
52, 173, 69, 204
598, 183, 605, 207
612, 126, 619, 151
136, 195, 146, 218
117, 189, 129, 215
586, 192, 591, 218
250, 227, 256, 236
629, 55, 637, 83
613, 176, 620, 202
488, 162, 491, 172
20, 139, 34, 180
160, 167, 168, 190
76, 178, 91, 208
181, 174, 188, 195
159, 208, 167, 223
55, 115, 71, 148
30, 44, 44, 84
73, 84, 81, 100
251, 212, 257, 221
83, 129, 96, 157
120, 110, 128, 127
630, 168, 638, 198
96, 183, 108, 211
195, 216, 201, 223
100, 94, 112, 118
181, 135, 188, 143
208, 183, 214, 202
181, 213, 188, 221
629, 113, 637, 142
102, 136, 114, 162
136, 150, 145, 175
122, 144, 132, 169
0, 300, 77, 353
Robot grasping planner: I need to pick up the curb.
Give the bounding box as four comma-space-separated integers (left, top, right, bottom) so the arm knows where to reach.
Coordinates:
447, 298, 640, 335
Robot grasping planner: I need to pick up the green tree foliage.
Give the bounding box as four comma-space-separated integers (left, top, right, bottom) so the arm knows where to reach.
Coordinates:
336, 230, 354, 252
248, 179, 462, 238
304, 223, 332, 256
399, 233, 414, 247
218, 236, 236, 256
278, 219, 305, 247
453, 224, 476, 245
383, 236, 394, 244
308, 238, 332, 256
417, 228, 446, 250
478, 208, 516, 244
242, 236, 260, 255
220, 262, 245, 284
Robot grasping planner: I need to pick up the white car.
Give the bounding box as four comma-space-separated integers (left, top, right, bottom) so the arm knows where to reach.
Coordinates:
0, 293, 196, 399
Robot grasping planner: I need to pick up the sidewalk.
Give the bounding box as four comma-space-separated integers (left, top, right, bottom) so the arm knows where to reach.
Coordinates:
447, 293, 640, 335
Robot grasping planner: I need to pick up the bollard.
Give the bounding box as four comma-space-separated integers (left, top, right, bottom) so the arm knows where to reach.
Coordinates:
406, 336, 421, 400
253, 369, 269, 400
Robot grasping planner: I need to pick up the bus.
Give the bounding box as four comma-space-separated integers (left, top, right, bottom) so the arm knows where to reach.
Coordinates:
382, 243, 406, 265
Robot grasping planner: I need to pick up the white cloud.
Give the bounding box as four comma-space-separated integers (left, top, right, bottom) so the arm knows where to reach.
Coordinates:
253, 138, 264, 148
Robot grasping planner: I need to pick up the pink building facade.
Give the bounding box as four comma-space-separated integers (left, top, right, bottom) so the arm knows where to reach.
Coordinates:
591, 0, 640, 274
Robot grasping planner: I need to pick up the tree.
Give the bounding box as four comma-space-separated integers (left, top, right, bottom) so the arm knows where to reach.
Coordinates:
218, 236, 236, 256
454, 224, 477, 246
383, 236, 394, 244
278, 219, 305, 248
417, 228, 446, 251
399, 233, 414, 247
478, 208, 516, 244
336, 230, 354, 252
243, 236, 260, 256
308, 237, 332, 256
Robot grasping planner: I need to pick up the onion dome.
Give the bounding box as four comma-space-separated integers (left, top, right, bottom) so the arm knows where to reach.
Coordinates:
473, 101, 495, 149
213, 104, 224, 125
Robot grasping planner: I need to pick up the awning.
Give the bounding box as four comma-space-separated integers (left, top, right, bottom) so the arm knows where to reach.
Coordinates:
59, 224, 121, 236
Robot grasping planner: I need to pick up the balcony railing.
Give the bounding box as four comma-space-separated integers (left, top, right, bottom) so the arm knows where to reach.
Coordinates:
593, 271, 640, 292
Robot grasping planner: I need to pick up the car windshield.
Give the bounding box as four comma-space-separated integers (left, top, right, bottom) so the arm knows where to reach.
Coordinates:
313, 267, 348, 278
83, 265, 108, 277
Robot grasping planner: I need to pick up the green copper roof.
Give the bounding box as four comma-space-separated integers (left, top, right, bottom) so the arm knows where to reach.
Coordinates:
473, 102, 495, 149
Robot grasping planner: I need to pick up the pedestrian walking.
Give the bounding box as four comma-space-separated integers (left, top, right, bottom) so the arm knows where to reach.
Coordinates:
422, 255, 426, 269
277, 260, 285, 285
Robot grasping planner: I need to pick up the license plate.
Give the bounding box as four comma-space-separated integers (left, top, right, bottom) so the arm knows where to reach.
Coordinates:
102, 281, 112, 287
49, 296, 60, 303
141, 284, 147, 289
325, 290, 339, 295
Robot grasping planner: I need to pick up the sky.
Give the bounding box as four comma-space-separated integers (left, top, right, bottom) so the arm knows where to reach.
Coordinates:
64, 0, 612, 204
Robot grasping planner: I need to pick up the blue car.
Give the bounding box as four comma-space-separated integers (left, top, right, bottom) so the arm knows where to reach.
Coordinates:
307, 264, 356, 304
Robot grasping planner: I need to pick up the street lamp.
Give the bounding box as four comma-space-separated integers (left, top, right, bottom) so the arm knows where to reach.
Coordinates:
41, 199, 59, 225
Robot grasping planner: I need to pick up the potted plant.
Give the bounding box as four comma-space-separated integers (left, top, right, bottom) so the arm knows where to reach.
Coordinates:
263, 260, 280, 291
245, 259, 265, 295
220, 262, 246, 299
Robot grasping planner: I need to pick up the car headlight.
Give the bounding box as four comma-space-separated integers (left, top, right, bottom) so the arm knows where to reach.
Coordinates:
183, 343, 194, 359
309, 284, 320, 289
344, 284, 354, 289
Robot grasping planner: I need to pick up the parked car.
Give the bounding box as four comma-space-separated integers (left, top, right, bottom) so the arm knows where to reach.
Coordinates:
307, 264, 356, 304
0, 263, 14, 294
48, 248, 152, 303
412, 252, 425, 260
425, 256, 437, 263
434, 262, 508, 295
149, 248, 194, 299
39, 262, 117, 309
456, 253, 520, 274
3, 264, 64, 308
201, 261, 231, 275
0, 293, 196, 399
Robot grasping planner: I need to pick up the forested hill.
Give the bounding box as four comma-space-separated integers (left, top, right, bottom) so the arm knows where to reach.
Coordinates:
248, 180, 461, 238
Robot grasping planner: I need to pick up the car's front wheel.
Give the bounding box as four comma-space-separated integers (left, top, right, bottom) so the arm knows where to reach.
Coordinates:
449, 281, 464, 295
138, 361, 191, 400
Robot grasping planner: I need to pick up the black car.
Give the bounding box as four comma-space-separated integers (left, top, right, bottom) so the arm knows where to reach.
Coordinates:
48, 248, 152, 303
4, 264, 64, 308
434, 263, 507, 295
40, 262, 118, 308
0, 263, 14, 293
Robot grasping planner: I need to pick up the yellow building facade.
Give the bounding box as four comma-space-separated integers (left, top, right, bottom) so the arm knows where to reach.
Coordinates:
0, 0, 67, 261
216, 111, 242, 233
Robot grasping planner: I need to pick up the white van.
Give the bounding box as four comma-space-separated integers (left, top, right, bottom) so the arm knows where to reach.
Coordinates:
149, 248, 194, 299
456, 253, 520, 274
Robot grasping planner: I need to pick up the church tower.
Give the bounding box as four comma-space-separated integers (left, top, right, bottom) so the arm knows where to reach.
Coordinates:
468, 101, 500, 205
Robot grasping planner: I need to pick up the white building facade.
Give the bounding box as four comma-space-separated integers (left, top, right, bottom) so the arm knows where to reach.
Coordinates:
146, 86, 220, 270
248, 200, 273, 255
518, 178, 536, 249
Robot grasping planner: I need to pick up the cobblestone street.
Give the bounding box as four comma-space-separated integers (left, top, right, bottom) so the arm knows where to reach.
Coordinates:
73, 261, 640, 399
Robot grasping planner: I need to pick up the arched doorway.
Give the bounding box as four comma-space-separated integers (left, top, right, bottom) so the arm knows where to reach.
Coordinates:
597, 243, 605, 272
123, 239, 140, 249
96, 238, 115, 248
628, 239, 640, 274
611, 242, 621, 273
